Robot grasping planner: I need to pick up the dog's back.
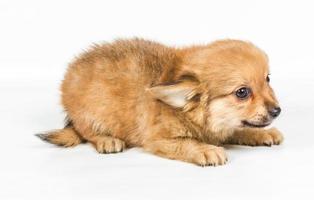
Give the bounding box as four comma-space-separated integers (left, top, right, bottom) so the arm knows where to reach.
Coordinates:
39, 39, 180, 148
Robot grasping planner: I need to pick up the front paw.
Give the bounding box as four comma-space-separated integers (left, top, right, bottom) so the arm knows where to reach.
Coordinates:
261, 128, 284, 146
246, 128, 284, 146
192, 145, 228, 167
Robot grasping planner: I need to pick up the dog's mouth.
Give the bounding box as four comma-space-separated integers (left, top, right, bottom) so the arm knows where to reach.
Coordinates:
242, 120, 271, 128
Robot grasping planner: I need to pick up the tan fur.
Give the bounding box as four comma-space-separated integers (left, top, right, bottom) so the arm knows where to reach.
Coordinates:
38, 38, 283, 166
227, 128, 284, 146
37, 128, 83, 147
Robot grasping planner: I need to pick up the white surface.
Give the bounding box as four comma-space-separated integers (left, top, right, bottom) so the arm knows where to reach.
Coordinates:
1, 0, 314, 199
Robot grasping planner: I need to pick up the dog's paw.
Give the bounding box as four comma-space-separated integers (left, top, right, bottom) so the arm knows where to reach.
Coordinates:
192, 145, 228, 167
95, 136, 126, 153
244, 128, 284, 146
261, 128, 284, 146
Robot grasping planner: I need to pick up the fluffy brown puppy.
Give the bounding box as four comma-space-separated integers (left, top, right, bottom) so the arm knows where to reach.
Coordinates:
37, 38, 283, 166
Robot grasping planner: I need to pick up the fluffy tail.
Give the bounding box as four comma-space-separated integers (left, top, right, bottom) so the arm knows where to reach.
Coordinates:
36, 127, 84, 147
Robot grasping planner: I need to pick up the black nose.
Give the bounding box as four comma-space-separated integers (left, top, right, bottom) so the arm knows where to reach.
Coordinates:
269, 107, 281, 118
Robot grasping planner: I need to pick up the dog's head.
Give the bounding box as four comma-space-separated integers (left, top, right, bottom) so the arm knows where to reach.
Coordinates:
149, 40, 280, 134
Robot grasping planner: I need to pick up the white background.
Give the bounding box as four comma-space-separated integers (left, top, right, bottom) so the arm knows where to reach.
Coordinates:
1, 0, 314, 199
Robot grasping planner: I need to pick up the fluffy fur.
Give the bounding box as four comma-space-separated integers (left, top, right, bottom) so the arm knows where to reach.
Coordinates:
37, 38, 284, 166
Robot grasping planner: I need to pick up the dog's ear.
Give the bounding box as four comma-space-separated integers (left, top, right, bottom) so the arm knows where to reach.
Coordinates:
148, 80, 200, 108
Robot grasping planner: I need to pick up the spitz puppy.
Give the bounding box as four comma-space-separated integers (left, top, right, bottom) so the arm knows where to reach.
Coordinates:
37, 39, 283, 166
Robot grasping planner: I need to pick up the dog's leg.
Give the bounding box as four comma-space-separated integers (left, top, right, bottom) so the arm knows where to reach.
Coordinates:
90, 135, 126, 153
227, 127, 284, 146
143, 138, 227, 166
73, 121, 126, 154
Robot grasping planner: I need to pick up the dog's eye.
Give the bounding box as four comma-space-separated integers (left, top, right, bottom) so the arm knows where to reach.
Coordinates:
235, 87, 251, 99
266, 75, 270, 82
